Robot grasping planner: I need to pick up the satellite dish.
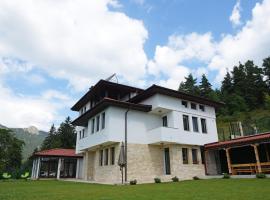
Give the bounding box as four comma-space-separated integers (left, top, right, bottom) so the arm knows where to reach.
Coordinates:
105, 73, 118, 83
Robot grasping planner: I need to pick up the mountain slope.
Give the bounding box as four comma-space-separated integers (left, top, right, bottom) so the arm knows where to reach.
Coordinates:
0, 124, 48, 160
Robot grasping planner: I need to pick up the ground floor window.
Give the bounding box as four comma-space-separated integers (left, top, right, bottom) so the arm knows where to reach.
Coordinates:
164, 148, 171, 175
99, 150, 103, 166
104, 149, 109, 165
192, 149, 198, 164
110, 147, 115, 165
182, 148, 189, 164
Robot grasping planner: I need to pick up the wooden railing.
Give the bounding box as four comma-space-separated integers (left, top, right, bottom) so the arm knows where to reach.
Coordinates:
231, 162, 270, 175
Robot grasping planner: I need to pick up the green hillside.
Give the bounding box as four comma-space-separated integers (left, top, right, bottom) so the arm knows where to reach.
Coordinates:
0, 124, 48, 160
217, 109, 270, 141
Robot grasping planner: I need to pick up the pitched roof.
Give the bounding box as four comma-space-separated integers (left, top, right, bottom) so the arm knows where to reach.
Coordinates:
205, 132, 270, 150
71, 80, 143, 111
129, 84, 224, 108
72, 97, 152, 126
34, 148, 82, 158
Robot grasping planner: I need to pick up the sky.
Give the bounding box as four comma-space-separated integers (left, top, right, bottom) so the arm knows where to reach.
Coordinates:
0, 0, 270, 130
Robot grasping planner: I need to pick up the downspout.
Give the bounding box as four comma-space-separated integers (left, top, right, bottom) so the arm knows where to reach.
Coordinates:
124, 108, 130, 183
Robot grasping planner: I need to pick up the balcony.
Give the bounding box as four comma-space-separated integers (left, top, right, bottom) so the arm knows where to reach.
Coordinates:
76, 131, 120, 153
147, 126, 217, 146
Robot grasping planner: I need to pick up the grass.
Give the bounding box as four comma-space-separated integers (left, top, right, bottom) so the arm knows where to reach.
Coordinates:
0, 179, 270, 200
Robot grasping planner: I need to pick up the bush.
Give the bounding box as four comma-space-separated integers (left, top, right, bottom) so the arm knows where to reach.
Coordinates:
130, 179, 137, 185
256, 173, 266, 179
193, 176, 200, 180
223, 173, 230, 179
171, 176, 179, 182
154, 177, 161, 183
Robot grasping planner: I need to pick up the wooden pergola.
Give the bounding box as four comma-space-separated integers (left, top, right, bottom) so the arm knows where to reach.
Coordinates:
31, 148, 83, 179
205, 132, 270, 175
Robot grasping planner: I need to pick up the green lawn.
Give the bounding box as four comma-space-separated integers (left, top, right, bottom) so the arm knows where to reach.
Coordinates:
0, 179, 270, 200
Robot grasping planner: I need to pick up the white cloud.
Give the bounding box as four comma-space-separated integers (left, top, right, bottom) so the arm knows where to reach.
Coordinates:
230, 0, 242, 27
149, 0, 270, 86
0, 82, 69, 130
147, 32, 215, 89
0, 0, 148, 91
209, 0, 270, 81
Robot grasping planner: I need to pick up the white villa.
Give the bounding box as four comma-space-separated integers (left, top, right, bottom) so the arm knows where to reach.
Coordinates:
71, 79, 223, 183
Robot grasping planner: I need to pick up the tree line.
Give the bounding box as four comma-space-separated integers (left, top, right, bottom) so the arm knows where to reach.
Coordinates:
178, 56, 270, 115
0, 117, 76, 177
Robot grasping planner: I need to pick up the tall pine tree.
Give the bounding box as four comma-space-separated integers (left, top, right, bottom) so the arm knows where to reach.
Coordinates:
178, 74, 200, 96
263, 56, 270, 92
199, 74, 213, 98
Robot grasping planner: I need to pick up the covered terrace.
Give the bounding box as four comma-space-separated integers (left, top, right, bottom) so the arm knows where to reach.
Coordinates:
204, 132, 270, 175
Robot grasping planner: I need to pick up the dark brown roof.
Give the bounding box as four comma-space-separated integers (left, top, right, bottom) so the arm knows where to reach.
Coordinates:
205, 132, 270, 150
71, 80, 144, 111
129, 84, 224, 108
34, 148, 82, 158
72, 97, 152, 126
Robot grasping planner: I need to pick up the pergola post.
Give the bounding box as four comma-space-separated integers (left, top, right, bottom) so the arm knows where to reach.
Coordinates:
76, 158, 80, 179
35, 157, 41, 179
31, 158, 37, 179
225, 148, 232, 174
252, 144, 262, 173
57, 158, 62, 179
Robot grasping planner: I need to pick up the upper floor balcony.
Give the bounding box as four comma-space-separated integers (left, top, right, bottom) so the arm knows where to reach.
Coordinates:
147, 126, 218, 146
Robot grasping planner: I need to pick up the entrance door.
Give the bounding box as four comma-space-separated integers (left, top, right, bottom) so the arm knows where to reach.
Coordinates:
164, 148, 171, 175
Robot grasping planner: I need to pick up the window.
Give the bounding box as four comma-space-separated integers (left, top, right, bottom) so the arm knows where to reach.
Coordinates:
183, 115, 190, 131
182, 148, 188, 164
84, 106, 86, 113
79, 131, 82, 139
82, 129, 85, 138
191, 103, 197, 110
99, 150, 103, 166
182, 101, 188, 108
192, 117, 199, 132
96, 115, 100, 132
110, 147, 115, 165
199, 105, 205, 112
104, 149, 109, 165
192, 149, 198, 164
91, 118, 95, 134
101, 112, 105, 129
162, 116, 168, 127
201, 118, 207, 133
200, 146, 205, 164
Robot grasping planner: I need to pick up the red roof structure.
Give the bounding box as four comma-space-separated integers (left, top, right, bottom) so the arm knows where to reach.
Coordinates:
205, 132, 270, 150
34, 148, 82, 158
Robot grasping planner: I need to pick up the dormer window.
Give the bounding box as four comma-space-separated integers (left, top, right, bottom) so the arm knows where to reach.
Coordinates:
182, 101, 188, 108
191, 103, 197, 110
199, 105, 205, 112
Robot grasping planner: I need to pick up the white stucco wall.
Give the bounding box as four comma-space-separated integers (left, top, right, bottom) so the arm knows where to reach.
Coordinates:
76, 93, 219, 152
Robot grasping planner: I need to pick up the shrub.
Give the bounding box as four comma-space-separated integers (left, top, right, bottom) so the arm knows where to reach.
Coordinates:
171, 176, 179, 182
256, 173, 266, 179
154, 177, 161, 183
193, 176, 200, 180
223, 173, 230, 179
130, 179, 137, 185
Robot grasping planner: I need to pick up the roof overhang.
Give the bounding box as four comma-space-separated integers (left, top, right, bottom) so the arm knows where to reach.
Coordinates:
205, 132, 270, 150
72, 98, 152, 126
129, 85, 224, 108
34, 148, 83, 158
71, 80, 144, 111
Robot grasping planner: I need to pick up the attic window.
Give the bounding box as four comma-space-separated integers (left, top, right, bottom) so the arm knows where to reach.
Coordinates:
182, 101, 188, 108
191, 103, 197, 110
199, 105, 205, 112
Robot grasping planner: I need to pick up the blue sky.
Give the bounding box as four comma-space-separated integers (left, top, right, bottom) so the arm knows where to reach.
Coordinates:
0, 0, 269, 130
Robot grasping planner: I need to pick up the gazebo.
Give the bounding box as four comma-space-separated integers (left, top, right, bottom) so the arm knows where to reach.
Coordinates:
31, 148, 83, 179
204, 132, 270, 175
